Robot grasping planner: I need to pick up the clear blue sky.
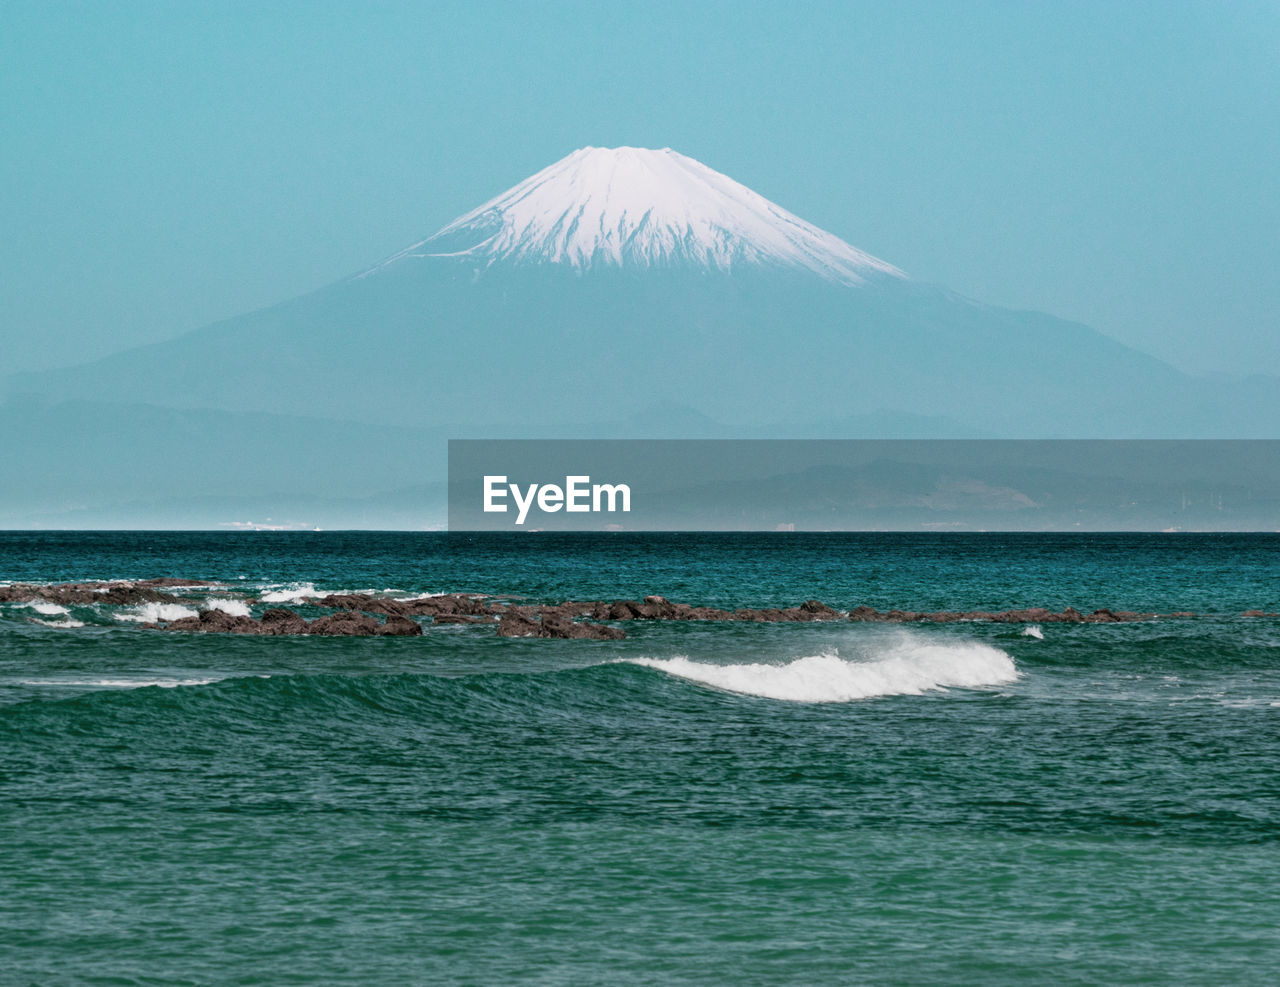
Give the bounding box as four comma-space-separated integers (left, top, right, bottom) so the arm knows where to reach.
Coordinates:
3, 0, 1278, 375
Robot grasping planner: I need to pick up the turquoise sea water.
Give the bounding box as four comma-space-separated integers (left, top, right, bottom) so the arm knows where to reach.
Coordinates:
2, 532, 1279, 984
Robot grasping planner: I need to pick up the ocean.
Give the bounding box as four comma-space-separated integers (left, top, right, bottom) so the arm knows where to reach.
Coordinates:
2, 531, 1279, 984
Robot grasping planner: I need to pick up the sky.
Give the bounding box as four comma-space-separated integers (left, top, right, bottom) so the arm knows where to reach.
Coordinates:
3, 0, 1278, 376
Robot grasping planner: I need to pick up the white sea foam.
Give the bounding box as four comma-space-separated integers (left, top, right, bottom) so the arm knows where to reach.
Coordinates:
626, 635, 1018, 703
30, 618, 86, 628
205, 598, 251, 617
260, 584, 418, 604
1022, 625, 1044, 639
116, 602, 200, 623
16, 601, 72, 616
259, 583, 318, 604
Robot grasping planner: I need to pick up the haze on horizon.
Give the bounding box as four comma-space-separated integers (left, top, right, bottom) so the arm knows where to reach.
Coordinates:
3, 0, 1279, 378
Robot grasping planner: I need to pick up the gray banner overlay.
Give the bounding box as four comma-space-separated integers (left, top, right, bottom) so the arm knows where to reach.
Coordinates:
448, 440, 1280, 531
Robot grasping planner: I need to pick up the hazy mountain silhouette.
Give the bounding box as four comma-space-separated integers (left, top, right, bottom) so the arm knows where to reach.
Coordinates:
7, 147, 1276, 525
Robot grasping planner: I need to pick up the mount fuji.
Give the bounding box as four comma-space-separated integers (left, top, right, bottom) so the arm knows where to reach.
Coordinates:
368, 146, 903, 284
7, 146, 1278, 445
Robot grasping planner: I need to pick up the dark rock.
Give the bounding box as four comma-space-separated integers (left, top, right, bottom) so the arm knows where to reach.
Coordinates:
0, 581, 183, 606
315, 593, 412, 617
260, 608, 308, 635
606, 600, 645, 620
307, 611, 380, 636
559, 600, 607, 617
402, 594, 496, 617
497, 608, 541, 638
313, 592, 500, 619
95, 586, 179, 606
377, 615, 423, 636
165, 608, 259, 634
538, 609, 626, 640
734, 607, 802, 622
200, 608, 259, 633
686, 606, 736, 620
638, 595, 684, 619
531, 597, 1208, 626
537, 611, 578, 637
497, 606, 624, 640
23, 577, 1231, 633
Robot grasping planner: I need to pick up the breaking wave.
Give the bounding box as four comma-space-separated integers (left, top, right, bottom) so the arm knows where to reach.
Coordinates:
625, 636, 1017, 702
259, 583, 318, 604
256, 583, 408, 604
116, 602, 200, 623
206, 598, 251, 617
21, 601, 72, 616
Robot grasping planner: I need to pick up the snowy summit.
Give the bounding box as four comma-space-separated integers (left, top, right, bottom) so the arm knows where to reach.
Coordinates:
367, 146, 904, 284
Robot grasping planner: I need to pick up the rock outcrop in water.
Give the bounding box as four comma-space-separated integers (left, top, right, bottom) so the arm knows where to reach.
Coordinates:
165, 609, 259, 634
151, 608, 427, 636
379, 615, 427, 636
308, 593, 498, 618
127, 594, 1191, 636
0, 579, 207, 607
307, 611, 382, 636
575, 597, 1164, 624
260, 608, 308, 635
498, 606, 625, 640
16, 578, 1280, 638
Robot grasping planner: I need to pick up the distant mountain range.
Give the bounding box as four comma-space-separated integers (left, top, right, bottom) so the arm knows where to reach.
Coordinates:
448, 439, 1280, 532
6, 146, 1276, 527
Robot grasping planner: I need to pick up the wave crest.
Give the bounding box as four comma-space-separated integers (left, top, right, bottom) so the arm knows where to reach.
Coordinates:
258, 583, 318, 604
116, 602, 199, 623
625, 636, 1017, 702
206, 598, 251, 617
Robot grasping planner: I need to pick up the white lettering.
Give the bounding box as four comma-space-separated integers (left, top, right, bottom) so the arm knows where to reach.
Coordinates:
537, 484, 564, 512
511, 483, 538, 525
565, 475, 590, 512
593, 483, 631, 513
483, 476, 508, 512
485, 476, 632, 523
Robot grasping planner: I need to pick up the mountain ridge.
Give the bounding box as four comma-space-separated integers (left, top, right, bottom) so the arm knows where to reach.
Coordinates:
7, 146, 1277, 439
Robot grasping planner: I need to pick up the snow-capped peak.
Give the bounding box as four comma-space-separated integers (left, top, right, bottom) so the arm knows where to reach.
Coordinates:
366, 146, 905, 284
